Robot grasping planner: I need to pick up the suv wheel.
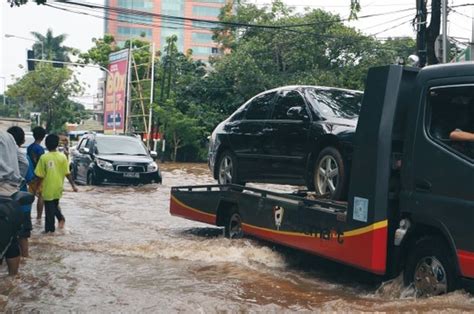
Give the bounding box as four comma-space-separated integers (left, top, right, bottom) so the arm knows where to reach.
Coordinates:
87, 171, 97, 186
313, 147, 346, 200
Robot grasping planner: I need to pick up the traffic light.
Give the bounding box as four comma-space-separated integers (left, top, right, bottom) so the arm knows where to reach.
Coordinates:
27, 49, 35, 71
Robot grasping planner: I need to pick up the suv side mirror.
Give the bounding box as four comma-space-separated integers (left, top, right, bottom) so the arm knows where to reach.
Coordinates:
287, 106, 309, 120
79, 147, 90, 154
150, 151, 158, 158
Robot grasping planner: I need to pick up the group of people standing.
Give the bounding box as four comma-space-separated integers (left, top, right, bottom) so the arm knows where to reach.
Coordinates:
0, 126, 78, 276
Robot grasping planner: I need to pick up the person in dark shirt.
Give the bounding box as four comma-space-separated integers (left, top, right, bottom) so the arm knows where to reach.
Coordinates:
27, 126, 46, 219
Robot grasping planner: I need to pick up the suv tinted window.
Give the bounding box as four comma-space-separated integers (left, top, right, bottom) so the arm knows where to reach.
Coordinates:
306, 88, 362, 119
272, 90, 306, 120
244, 92, 275, 120
427, 85, 474, 160
95, 137, 148, 155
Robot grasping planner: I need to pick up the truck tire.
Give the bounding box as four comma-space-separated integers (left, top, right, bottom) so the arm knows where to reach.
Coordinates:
217, 150, 244, 186
403, 236, 458, 297
313, 147, 346, 200
224, 212, 243, 239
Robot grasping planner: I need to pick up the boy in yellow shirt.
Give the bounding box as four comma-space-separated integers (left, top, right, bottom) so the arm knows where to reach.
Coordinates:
35, 134, 78, 233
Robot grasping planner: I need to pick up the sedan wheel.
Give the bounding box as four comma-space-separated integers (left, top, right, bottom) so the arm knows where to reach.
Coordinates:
316, 155, 339, 196
217, 151, 242, 185
313, 147, 346, 200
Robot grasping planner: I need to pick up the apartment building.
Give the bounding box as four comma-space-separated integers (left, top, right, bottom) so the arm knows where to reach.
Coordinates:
105, 0, 229, 60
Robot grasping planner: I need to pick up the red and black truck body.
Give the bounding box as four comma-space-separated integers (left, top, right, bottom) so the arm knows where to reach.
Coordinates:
170, 64, 474, 293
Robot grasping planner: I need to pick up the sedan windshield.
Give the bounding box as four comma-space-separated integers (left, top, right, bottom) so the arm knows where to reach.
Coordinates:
306, 88, 363, 119
96, 137, 148, 155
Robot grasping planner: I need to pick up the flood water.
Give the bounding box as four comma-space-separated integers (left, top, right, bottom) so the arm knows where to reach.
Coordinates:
1, 163, 473, 312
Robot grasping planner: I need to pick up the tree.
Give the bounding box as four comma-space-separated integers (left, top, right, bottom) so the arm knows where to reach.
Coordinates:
155, 103, 205, 162
7, 0, 47, 6
79, 34, 119, 69
6, 63, 84, 132
31, 28, 77, 61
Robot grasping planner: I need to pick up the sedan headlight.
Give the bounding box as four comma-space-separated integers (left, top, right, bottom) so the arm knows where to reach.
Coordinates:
147, 161, 158, 172
96, 158, 114, 171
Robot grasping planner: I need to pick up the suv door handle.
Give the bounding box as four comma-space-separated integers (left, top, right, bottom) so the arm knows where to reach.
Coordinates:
415, 179, 432, 192
230, 127, 239, 132
262, 128, 274, 132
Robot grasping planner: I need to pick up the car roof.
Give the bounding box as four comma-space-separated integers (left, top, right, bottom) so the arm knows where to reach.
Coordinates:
263, 85, 363, 95
87, 134, 140, 140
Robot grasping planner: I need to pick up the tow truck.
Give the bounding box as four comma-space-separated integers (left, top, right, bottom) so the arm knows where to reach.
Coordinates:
169, 64, 474, 296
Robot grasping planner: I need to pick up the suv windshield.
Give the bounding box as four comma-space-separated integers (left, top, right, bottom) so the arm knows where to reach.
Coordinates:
305, 88, 363, 119
95, 137, 148, 155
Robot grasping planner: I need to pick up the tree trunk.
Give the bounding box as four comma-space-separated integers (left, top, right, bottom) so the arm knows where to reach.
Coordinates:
426, 0, 441, 65
172, 131, 181, 162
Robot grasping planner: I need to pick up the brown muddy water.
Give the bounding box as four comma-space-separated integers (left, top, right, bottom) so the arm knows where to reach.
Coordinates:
1, 163, 473, 312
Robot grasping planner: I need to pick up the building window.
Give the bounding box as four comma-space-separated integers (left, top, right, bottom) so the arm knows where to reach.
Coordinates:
192, 0, 226, 3
192, 5, 221, 17
192, 21, 216, 29
192, 32, 214, 43
117, 27, 152, 38
211, 47, 219, 54
117, 13, 153, 24
117, 0, 153, 10
192, 46, 214, 55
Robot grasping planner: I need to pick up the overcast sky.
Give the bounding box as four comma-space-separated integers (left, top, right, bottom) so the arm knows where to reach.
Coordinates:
1, 0, 473, 108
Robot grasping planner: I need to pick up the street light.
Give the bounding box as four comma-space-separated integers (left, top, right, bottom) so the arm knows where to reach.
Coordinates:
5, 34, 44, 59
27, 58, 117, 134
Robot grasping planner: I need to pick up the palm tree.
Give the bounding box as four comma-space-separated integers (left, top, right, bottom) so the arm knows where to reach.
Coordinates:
30, 28, 76, 61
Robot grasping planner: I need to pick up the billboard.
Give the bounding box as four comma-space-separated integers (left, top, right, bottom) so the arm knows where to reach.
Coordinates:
104, 49, 129, 134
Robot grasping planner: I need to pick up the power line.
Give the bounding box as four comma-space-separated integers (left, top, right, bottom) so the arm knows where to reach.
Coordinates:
360, 12, 414, 31
60, 0, 419, 30
369, 17, 415, 36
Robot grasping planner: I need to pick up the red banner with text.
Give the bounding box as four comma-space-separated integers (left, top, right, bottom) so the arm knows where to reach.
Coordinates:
104, 49, 129, 134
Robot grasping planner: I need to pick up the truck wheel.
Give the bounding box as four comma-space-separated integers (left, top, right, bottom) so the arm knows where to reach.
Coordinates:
217, 151, 243, 185
403, 236, 457, 297
224, 212, 243, 239
313, 147, 346, 200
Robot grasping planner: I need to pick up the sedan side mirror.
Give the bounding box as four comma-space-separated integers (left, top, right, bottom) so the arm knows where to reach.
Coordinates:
150, 151, 158, 158
79, 147, 90, 154
287, 106, 309, 120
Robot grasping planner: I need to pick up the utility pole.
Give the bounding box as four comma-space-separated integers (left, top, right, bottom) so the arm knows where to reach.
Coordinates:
416, 0, 427, 67
442, 0, 448, 63
147, 42, 155, 149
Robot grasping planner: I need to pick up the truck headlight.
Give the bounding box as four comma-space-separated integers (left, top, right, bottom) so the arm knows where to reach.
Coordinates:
147, 161, 158, 172
96, 158, 114, 171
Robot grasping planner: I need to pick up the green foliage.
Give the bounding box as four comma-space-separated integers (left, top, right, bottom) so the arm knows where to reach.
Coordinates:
155, 102, 206, 162
6, 63, 85, 132
7, 0, 47, 6
79, 34, 119, 69
79, 2, 416, 162
31, 28, 77, 61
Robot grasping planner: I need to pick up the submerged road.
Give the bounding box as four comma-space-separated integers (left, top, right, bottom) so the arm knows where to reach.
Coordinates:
1, 163, 473, 312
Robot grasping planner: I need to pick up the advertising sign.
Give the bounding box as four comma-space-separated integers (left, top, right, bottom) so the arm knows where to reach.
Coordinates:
104, 49, 129, 134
